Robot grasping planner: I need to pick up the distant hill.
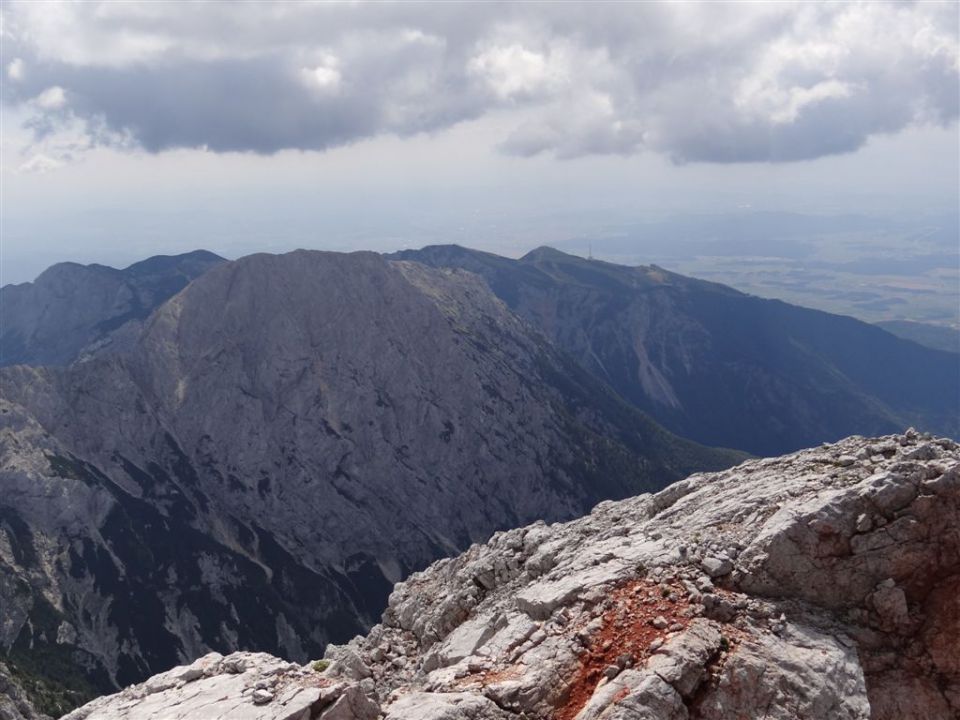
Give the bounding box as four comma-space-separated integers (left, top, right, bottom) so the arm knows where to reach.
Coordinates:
0, 250, 225, 367
875, 320, 959, 354
394, 245, 960, 455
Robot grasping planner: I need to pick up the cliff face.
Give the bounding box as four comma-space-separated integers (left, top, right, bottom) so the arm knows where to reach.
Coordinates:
0, 251, 739, 712
64, 430, 958, 720
396, 245, 960, 456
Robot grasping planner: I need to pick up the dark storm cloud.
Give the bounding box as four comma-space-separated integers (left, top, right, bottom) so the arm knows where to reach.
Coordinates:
18, 56, 474, 154
3, 1, 958, 163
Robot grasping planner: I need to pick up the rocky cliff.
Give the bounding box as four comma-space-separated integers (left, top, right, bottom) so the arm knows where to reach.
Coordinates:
395, 245, 960, 456
0, 251, 740, 714
62, 430, 959, 719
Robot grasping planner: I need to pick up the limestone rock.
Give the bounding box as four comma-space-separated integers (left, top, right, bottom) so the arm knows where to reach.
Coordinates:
60, 653, 323, 720
383, 693, 511, 720
64, 432, 959, 719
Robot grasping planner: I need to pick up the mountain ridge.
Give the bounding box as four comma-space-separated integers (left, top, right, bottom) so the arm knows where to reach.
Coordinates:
394, 244, 959, 455
0, 249, 740, 716
0, 250, 226, 367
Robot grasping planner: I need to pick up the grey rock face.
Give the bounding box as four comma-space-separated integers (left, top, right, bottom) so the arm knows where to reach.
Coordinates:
0, 250, 740, 710
0, 250, 224, 367
65, 432, 959, 720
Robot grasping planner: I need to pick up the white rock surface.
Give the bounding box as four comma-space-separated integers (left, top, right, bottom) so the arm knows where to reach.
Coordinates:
63, 431, 959, 719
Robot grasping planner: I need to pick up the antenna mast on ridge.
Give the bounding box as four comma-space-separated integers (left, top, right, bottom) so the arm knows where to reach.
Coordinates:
588, 241, 593, 261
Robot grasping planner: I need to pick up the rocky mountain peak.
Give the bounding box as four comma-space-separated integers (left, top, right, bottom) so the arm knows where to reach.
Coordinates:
63, 430, 959, 719
520, 245, 571, 262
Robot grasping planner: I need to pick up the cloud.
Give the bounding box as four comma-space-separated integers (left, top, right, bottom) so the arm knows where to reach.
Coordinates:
300, 55, 342, 94
18, 153, 65, 173
469, 43, 565, 101
7, 58, 25, 81
1, 1, 956, 163
33, 86, 67, 110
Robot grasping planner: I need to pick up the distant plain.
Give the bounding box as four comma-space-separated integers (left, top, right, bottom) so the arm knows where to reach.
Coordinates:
554, 211, 959, 350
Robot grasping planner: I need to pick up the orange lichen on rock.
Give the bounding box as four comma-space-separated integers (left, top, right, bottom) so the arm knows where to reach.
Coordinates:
554, 577, 697, 720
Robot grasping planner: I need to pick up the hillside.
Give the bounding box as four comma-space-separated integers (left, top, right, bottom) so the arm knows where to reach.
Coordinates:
395, 245, 960, 455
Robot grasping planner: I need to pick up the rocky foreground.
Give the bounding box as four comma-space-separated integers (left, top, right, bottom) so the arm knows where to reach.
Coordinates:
62, 431, 958, 720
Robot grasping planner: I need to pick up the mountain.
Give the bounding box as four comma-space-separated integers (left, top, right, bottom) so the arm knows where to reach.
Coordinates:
0, 250, 741, 716
62, 430, 960, 720
393, 245, 960, 456
0, 250, 225, 367
875, 320, 960, 354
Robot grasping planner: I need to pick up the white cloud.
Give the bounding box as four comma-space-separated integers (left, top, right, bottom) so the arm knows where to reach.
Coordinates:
33, 85, 67, 110
18, 152, 65, 173
6, 0, 173, 67
300, 53, 341, 94
501, 90, 644, 158
305, 65, 340, 91
469, 44, 560, 100
738, 73, 857, 126
7, 57, 25, 80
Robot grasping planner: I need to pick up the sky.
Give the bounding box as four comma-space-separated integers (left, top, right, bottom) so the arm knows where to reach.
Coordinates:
1, 1, 958, 285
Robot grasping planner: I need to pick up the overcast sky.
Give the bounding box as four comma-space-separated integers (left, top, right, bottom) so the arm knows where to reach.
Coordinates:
1, 1, 958, 284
